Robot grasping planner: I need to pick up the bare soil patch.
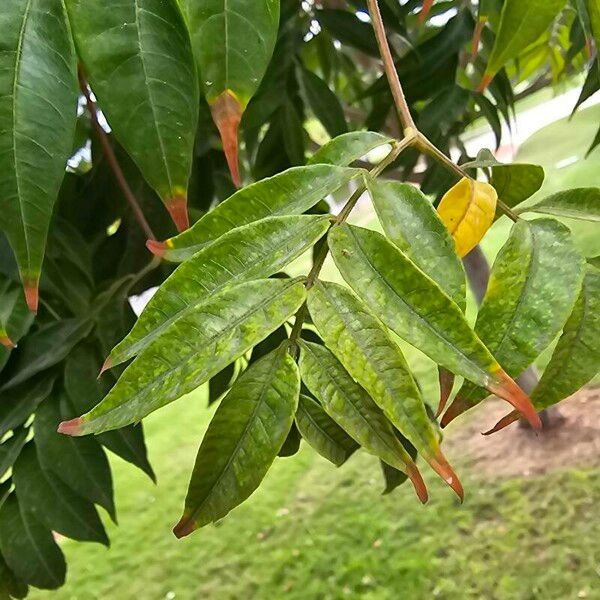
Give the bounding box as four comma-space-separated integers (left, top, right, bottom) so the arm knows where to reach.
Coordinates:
445, 386, 600, 478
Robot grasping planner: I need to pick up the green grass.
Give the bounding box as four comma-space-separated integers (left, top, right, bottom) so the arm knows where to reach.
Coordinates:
34, 104, 600, 600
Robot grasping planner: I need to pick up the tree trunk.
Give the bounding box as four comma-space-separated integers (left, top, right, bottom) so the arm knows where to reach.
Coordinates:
462, 246, 564, 430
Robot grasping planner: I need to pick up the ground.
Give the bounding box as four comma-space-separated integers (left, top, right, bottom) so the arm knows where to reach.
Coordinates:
31, 100, 600, 599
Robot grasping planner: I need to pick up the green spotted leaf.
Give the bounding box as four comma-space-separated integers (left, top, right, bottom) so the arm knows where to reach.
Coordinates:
109, 215, 329, 367
298, 340, 420, 482
367, 179, 466, 310
295, 393, 358, 467
445, 219, 584, 423
328, 225, 504, 390
151, 165, 358, 262
491, 163, 545, 215
306, 282, 460, 498
67, 0, 199, 229
308, 132, 392, 167
13, 442, 108, 546
34, 396, 116, 521
484, 0, 567, 80
0, 0, 78, 309
520, 188, 600, 221
0, 494, 66, 590
174, 345, 298, 537
530, 266, 600, 410
62, 278, 306, 435
64, 346, 155, 481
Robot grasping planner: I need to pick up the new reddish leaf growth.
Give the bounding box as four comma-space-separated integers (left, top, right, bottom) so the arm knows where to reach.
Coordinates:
57, 417, 84, 437
210, 90, 243, 188
0, 334, 15, 348
146, 239, 168, 258
23, 278, 39, 313
406, 463, 429, 504
436, 368, 455, 417
482, 411, 519, 436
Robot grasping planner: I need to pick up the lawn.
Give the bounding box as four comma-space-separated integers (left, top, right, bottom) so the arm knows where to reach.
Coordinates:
33, 103, 600, 600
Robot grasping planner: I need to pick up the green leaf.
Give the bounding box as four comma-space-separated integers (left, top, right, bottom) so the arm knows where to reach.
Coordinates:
328, 224, 531, 414
0, 494, 65, 590
491, 163, 545, 214
208, 362, 236, 405
298, 340, 425, 501
295, 393, 358, 467
150, 165, 358, 262
0, 283, 33, 370
64, 346, 155, 481
0, 375, 54, 439
173, 345, 298, 537
110, 215, 329, 367
298, 67, 347, 137
445, 219, 585, 423
530, 266, 600, 409
13, 442, 109, 545
1, 319, 93, 390
0, 0, 78, 309
0, 554, 28, 600
0, 428, 28, 480
281, 101, 305, 166
485, 0, 567, 79
308, 132, 392, 167
61, 278, 306, 435
520, 188, 600, 221
367, 178, 466, 310
67, 0, 199, 229
183, 0, 279, 108
317, 9, 379, 57
306, 282, 462, 499
277, 422, 302, 458
34, 396, 116, 521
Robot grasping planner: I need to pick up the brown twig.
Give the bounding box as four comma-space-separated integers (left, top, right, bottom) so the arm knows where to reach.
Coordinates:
78, 68, 156, 240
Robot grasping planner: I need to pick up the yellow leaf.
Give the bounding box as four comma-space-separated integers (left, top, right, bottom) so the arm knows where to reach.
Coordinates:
437, 178, 497, 257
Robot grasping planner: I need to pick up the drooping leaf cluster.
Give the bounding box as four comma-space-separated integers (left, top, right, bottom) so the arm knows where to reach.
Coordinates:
0, 0, 599, 594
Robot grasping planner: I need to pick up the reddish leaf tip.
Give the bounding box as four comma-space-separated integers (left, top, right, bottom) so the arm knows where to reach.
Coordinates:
471, 18, 486, 58
440, 395, 467, 428
488, 370, 542, 431
482, 411, 519, 436
0, 335, 16, 349
173, 515, 196, 539
418, 0, 434, 24
99, 357, 113, 378
477, 72, 493, 93
429, 450, 464, 502
210, 91, 243, 188
23, 280, 39, 313
57, 417, 84, 437
166, 195, 189, 232
436, 369, 454, 418
146, 238, 168, 258
407, 463, 429, 504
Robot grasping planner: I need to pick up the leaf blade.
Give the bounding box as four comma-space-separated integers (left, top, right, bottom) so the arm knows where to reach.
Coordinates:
174, 344, 299, 537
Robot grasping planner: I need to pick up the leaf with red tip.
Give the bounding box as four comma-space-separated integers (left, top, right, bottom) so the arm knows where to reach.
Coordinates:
63, 279, 306, 435
107, 215, 329, 369
0, 0, 78, 312
418, 0, 434, 24
210, 91, 243, 187
299, 340, 427, 503
471, 17, 487, 58
443, 219, 584, 426
307, 282, 461, 500
183, 0, 280, 186
67, 0, 199, 230
153, 165, 359, 263
174, 345, 298, 537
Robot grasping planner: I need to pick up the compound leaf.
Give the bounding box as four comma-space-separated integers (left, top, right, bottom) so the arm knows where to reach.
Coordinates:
521, 187, 600, 221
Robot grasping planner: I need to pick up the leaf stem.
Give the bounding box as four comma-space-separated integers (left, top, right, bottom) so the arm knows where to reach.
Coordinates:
365, 0, 518, 223
78, 68, 157, 240
289, 139, 407, 352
